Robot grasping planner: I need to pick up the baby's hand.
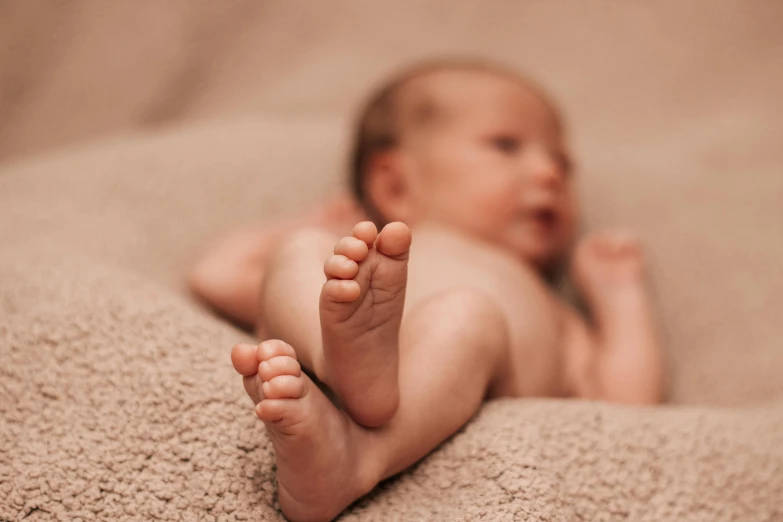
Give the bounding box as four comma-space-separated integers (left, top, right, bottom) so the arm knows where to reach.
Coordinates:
572, 231, 648, 313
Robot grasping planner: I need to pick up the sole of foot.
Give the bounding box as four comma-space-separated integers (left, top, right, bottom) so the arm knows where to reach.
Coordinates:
231, 340, 378, 522
319, 221, 412, 427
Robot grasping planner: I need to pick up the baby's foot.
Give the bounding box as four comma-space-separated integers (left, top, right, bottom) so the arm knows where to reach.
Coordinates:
320, 221, 411, 427
231, 340, 377, 522
571, 231, 649, 322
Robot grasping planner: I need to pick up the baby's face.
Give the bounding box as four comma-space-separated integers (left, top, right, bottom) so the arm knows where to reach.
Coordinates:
400, 70, 578, 270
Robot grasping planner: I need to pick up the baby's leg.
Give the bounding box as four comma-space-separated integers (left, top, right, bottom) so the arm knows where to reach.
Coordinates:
570, 232, 664, 403
231, 289, 510, 522
255, 228, 334, 372
260, 221, 412, 427
368, 290, 510, 476
320, 221, 411, 427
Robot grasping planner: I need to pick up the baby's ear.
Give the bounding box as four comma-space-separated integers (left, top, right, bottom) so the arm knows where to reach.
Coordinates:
366, 151, 414, 223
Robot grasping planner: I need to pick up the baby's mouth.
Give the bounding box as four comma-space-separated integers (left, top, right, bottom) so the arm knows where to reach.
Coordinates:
529, 208, 559, 231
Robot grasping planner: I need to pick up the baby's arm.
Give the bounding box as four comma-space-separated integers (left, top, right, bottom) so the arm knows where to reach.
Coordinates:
567, 232, 665, 404
189, 223, 280, 329
188, 193, 365, 329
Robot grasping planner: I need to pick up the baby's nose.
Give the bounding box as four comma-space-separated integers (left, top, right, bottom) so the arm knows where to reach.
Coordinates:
526, 148, 565, 189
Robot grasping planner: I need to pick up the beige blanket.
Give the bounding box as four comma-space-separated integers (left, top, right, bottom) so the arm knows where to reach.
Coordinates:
2, 2, 783, 520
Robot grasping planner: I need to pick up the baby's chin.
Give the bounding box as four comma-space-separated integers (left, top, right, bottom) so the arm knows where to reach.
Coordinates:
510, 236, 570, 276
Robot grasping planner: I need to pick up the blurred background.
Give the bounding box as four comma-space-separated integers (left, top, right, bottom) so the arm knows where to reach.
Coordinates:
1, 0, 782, 406
3, 1, 782, 161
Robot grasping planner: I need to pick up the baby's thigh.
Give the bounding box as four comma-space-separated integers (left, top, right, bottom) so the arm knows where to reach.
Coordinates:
399, 288, 510, 380
268, 228, 337, 281
404, 251, 486, 311
260, 228, 337, 337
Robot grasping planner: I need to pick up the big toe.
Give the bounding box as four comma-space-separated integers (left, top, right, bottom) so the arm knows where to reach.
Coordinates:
231, 343, 260, 376
376, 222, 412, 258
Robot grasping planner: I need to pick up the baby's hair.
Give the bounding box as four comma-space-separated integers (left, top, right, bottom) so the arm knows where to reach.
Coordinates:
348, 58, 557, 225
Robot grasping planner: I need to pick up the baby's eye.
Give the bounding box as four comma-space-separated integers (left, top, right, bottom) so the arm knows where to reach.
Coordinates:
554, 151, 573, 177
488, 135, 521, 154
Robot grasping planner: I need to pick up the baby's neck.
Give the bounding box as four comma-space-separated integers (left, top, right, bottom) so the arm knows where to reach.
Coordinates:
408, 220, 488, 249
410, 220, 566, 287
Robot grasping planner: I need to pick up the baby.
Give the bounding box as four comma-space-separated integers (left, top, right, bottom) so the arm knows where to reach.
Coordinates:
190, 60, 664, 522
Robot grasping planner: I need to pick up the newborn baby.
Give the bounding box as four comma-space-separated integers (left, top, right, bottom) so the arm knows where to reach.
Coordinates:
190, 60, 664, 522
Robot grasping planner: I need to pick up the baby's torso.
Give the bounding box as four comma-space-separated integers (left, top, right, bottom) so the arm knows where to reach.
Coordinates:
404, 225, 573, 397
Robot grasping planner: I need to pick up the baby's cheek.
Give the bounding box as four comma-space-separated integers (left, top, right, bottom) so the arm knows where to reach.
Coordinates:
475, 188, 518, 224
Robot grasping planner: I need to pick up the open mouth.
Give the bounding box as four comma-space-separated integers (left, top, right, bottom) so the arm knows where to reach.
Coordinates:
530, 208, 559, 229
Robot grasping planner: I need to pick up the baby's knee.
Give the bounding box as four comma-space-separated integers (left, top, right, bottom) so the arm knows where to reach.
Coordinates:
432, 288, 503, 316
281, 227, 334, 249
415, 289, 509, 352
273, 227, 335, 261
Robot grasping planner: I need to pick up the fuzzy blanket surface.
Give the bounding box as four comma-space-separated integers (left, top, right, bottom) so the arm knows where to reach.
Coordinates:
2, 2, 783, 520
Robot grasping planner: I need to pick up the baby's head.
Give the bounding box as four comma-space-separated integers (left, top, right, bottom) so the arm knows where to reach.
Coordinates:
349, 59, 578, 274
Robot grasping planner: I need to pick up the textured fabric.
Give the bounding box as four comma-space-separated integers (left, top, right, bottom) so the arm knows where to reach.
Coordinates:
1, 1, 783, 520
2, 249, 782, 521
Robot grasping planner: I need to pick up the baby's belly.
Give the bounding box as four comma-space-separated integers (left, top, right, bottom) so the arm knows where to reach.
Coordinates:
403, 230, 566, 397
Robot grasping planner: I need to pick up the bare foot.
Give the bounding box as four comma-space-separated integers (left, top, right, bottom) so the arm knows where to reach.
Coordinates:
571, 230, 649, 323
231, 340, 378, 522
319, 221, 412, 427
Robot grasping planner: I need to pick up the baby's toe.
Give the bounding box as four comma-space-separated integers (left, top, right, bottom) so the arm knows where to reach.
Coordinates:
257, 340, 297, 362
324, 254, 359, 280
334, 236, 370, 263
262, 375, 305, 400
376, 222, 412, 258
351, 221, 378, 247
243, 374, 263, 404
259, 355, 302, 381
232, 343, 261, 377
322, 279, 361, 303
